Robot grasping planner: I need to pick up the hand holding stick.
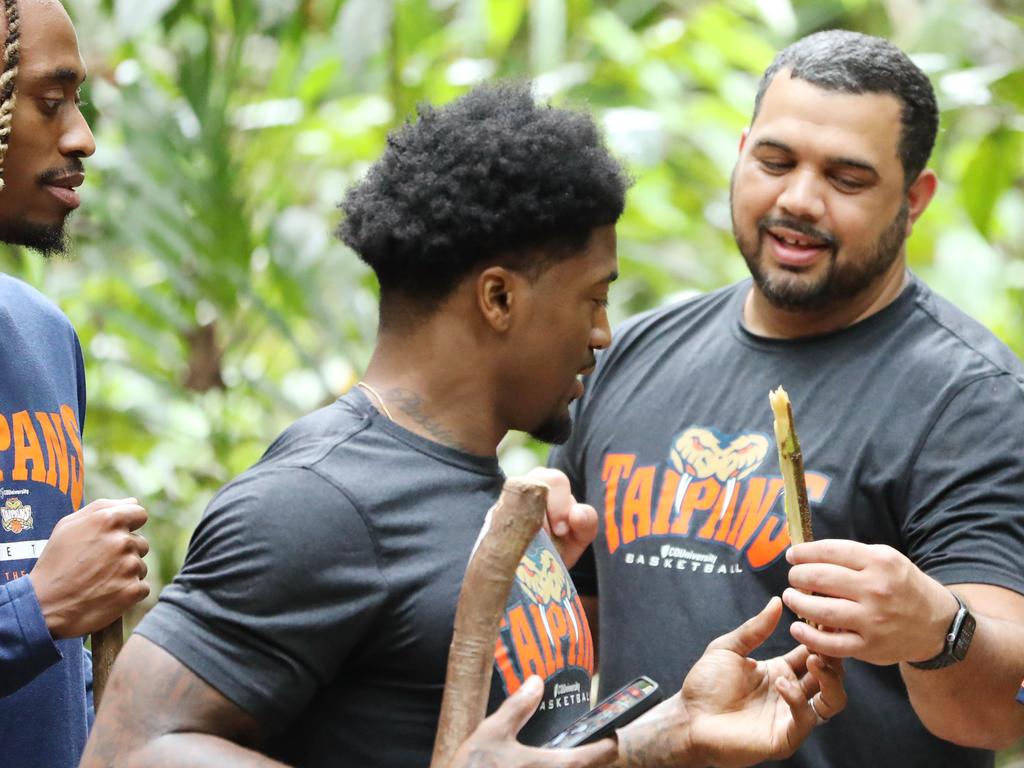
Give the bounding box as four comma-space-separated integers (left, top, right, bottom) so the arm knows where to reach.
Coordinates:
430, 478, 548, 768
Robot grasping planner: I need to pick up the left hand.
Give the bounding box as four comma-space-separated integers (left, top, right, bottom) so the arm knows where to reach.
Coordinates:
683, 596, 846, 767
783, 539, 959, 666
525, 468, 598, 569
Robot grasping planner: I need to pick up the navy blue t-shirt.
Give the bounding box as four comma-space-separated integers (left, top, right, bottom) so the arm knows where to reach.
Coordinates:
0, 273, 90, 768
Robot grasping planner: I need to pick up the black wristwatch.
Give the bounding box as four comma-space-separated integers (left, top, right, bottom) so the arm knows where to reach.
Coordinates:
908, 591, 976, 670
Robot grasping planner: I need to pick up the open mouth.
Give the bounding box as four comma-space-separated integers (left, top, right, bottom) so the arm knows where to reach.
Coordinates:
765, 226, 831, 267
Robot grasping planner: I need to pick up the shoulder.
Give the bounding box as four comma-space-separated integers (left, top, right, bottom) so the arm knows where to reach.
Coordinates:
599, 282, 743, 367
907, 280, 1024, 384
0, 273, 76, 337
257, 398, 374, 473
198, 400, 386, 540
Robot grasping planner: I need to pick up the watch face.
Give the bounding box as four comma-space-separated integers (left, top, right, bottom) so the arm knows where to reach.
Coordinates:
908, 593, 974, 669
952, 610, 976, 661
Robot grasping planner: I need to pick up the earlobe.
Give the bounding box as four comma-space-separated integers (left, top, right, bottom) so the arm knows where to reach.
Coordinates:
477, 267, 515, 333
907, 169, 938, 226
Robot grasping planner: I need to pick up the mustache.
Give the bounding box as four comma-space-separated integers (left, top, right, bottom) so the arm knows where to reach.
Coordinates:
37, 160, 85, 185
758, 216, 837, 248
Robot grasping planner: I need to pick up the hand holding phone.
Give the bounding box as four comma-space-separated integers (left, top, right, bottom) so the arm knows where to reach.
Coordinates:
543, 676, 663, 749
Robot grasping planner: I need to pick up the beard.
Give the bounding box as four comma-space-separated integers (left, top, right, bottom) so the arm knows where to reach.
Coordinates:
0, 216, 71, 257
731, 182, 908, 312
528, 409, 573, 445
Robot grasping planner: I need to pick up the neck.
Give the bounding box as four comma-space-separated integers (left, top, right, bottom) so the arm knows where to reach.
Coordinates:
743, 262, 910, 339
360, 321, 505, 457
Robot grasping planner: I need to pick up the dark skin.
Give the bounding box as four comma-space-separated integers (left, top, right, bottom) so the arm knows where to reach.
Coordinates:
0, 0, 149, 663
84, 227, 846, 766
82, 230, 623, 768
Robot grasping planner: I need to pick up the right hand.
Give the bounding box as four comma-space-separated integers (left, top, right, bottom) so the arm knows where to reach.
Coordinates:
28, 497, 150, 639
683, 597, 846, 768
525, 467, 599, 570
450, 675, 618, 768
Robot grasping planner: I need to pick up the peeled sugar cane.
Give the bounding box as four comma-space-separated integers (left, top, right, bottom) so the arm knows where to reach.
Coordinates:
769, 386, 813, 545
770, 386, 818, 629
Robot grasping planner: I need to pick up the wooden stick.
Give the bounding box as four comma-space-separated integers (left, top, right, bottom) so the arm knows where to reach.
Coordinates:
769, 386, 813, 545
91, 617, 123, 710
430, 478, 547, 768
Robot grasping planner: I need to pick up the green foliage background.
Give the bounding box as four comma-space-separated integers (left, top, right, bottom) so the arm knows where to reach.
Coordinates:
2, 0, 1022, 758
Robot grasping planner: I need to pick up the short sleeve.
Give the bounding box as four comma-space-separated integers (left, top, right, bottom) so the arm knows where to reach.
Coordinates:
902, 374, 1024, 595
135, 465, 388, 725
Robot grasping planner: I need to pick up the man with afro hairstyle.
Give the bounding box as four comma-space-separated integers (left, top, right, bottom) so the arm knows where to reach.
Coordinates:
0, 2, 151, 767
85, 83, 843, 768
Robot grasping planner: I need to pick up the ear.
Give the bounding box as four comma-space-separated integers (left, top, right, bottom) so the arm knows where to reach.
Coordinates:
476, 266, 521, 333
738, 128, 749, 154
905, 168, 937, 234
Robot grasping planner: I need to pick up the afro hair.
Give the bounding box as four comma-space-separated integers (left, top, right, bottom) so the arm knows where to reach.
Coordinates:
338, 82, 630, 309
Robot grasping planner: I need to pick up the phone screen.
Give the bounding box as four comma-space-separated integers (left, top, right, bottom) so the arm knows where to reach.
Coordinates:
543, 676, 661, 749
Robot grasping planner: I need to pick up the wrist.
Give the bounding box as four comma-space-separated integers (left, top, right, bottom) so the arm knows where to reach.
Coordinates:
616, 693, 702, 767
908, 584, 960, 664
26, 571, 66, 639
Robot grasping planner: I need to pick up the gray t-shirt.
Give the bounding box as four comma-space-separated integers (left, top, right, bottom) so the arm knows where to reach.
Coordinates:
138, 390, 594, 766
550, 276, 1024, 768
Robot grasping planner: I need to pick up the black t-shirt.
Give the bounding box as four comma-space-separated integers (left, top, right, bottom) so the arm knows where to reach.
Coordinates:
138, 390, 594, 767
550, 276, 1024, 768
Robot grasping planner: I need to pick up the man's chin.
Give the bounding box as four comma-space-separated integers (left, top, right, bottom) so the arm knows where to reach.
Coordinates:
756, 271, 833, 311
0, 217, 71, 257
527, 413, 573, 446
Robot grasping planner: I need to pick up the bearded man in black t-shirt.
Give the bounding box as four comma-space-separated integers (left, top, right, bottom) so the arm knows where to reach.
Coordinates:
550, 30, 1024, 767
83, 83, 845, 768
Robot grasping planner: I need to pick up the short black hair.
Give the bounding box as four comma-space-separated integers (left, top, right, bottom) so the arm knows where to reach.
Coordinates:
753, 30, 938, 186
339, 82, 630, 314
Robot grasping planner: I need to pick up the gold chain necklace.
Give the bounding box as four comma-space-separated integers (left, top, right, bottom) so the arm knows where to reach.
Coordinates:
356, 381, 394, 421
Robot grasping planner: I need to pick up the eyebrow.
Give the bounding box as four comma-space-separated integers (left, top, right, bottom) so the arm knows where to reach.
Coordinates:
603, 270, 619, 284
44, 67, 86, 85
753, 138, 879, 177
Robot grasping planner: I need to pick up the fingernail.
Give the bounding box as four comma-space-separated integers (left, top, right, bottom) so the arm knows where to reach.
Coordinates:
522, 675, 543, 696
554, 522, 568, 537
786, 548, 796, 563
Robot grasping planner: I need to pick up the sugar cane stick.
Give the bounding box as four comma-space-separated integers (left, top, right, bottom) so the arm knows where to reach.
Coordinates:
769, 386, 813, 545
91, 617, 123, 710
770, 386, 819, 630
430, 478, 547, 768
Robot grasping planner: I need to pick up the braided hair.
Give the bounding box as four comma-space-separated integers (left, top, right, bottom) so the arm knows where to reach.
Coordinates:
0, 0, 20, 193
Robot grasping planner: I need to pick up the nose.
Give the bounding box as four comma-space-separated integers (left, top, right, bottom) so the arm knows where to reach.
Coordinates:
590, 307, 612, 351
59, 105, 96, 159
777, 168, 825, 221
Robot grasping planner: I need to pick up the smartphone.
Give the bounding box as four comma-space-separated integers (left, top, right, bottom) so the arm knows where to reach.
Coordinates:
542, 676, 663, 749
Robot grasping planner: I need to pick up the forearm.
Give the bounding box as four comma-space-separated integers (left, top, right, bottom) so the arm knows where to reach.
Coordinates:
82, 636, 282, 768
902, 609, 1024, 749
105, 734, 287, 768
611, 696, 705, 768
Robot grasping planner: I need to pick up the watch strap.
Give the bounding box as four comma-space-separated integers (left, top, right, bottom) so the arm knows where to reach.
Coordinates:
908, 591, 975, 670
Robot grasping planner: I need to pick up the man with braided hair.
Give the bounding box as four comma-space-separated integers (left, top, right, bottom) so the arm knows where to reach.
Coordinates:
1, 2, 150, 766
